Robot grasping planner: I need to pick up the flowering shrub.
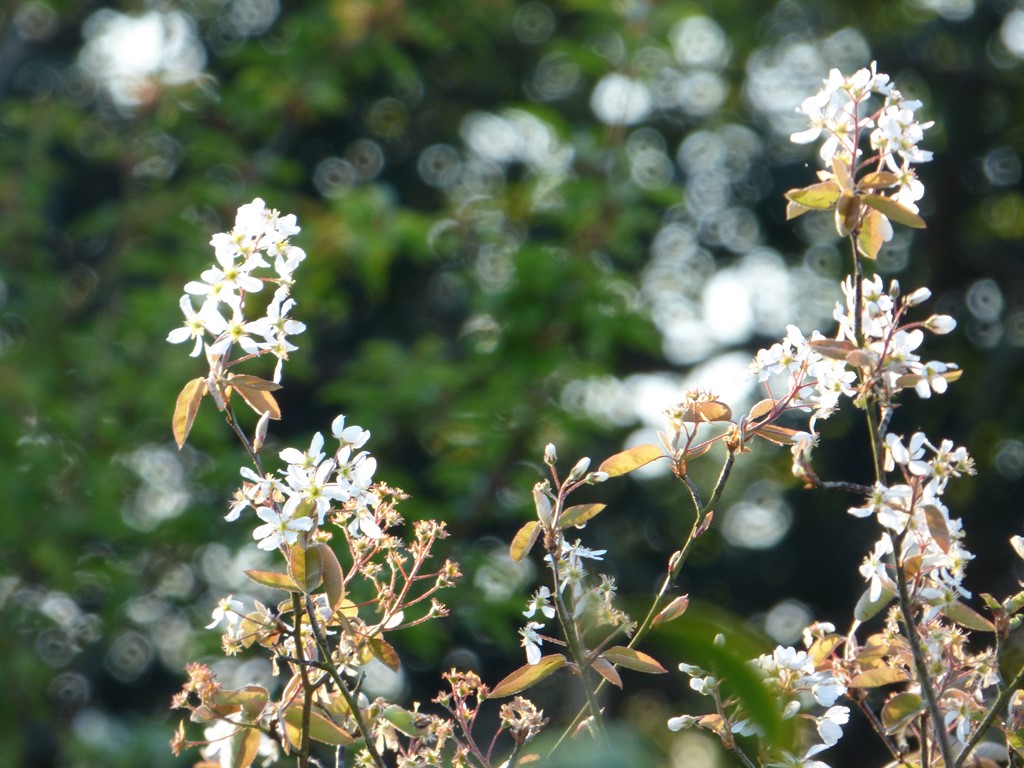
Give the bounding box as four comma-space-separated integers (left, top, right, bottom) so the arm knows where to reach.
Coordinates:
167, 66, 1024, 768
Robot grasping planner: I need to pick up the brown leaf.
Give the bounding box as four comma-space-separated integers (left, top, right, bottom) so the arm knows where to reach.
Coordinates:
490, 655, 566, 698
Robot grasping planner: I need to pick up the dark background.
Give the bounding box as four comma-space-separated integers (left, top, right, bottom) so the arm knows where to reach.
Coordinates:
2, 0, 1023, 765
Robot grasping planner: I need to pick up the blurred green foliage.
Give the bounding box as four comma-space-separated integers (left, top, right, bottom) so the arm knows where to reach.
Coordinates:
2, 0, 1024, 766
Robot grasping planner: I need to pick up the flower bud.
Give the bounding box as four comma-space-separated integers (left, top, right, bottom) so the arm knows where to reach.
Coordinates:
925, 314, 956, 334
543, 443, 557, 466
253, 411, 271, 453
567, 457, 591, 482
532, 481, 553, 524
905, 286, 931, 306
585, 471, 609, 484
667, 715, 697, 731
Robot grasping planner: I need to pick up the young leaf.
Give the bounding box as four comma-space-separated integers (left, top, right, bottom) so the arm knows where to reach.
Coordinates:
858, 171, 900, 190
288, 544, 323, 594
881, 691, 924, 734
283, 706, 355, 747
211, 686, 270, 719
226, 374, 282, 392
558, 503, 606, 529
591, 657, 622, 688
834, 190, 861, 237
942, 601, 995, 632
599, 646, 667, 674
244, 569, 299, 592
848, 668, 909, 688
854, 585, 895, 622
368, 637, 401, 672
510, 520, 541, 562
807, 338, 858, 361
784, 181, 841, 210
862, 194, 926, 228
381, 705, 425, 738
232, 383, 282, 420
490, 654, 566, 698
652, 595, 690, 627
230, 728, 262, 768
857, 208, 886, 260
751, 424, 803, 445
598, 444, 664, 477
678, 401, 732, 423
173, 377, 207, 449
317, 543, 345, 610
922, 504, 951, 554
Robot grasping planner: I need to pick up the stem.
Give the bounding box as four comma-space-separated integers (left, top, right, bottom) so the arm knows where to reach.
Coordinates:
892, 532, 955, 768
954, 661, 1024, 768
289, 593, 313, 768
303, 595, 388, 768
552, 449, 737, 750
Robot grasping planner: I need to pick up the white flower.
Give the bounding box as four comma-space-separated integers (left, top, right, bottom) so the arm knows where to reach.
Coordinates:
251, 505, 314, 550
520, 621, 545, 665
206, 595, 244, 629
330, 414, 370, 449
524, 587, 556, 619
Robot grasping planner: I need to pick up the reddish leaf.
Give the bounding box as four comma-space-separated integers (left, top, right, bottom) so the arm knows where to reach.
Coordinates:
490, 654, 566, 698
598, 444, 664, 478
172, 377, 207, 449
227, 374, 282, 391
678, 401, 732, 423
652, 595, 689, 627
591, 657, 622, 688
752, 424, 803, 446
317, 543, 345, 610
834, 190, 861, 237
922, 504, 951, 554
233, 383, 282, 420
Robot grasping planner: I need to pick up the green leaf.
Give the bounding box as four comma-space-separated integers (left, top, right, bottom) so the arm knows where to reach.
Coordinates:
848, 668, 908, 688
856, 208, 886, 260
172, 377, 206, 449
862, 193, 926, 228
283, 706, 355, 747
881, 692, 924, 734
598, 444, 664, 478
509, 520, 541, 562
941, 601, 995, 632
489, 654, 567, 698
211, 686, 270, 719
288, 543, 323, 594
854, 585, 895, 622
784, 181, 841, 211
381, 705, 426, 737
244, 569, 299, 592
858, 171, 900, 190
599, 646, 667, 674
558, 503, 606, 529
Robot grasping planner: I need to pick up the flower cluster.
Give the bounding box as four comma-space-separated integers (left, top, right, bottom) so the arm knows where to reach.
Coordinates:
670, 641, 849, 767
168, 198, 306, 383
227, 414, 379, 551
790, 62, 933, 213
